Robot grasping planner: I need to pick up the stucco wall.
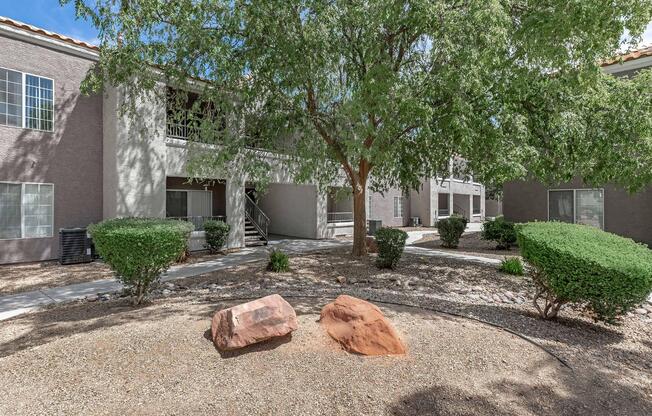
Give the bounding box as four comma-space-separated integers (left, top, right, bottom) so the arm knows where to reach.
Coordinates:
103, 84, 166, 219
0, 35, 102, 263
258, 183, 319, 238
369, 187, 409, 227
504, 179, 652, 246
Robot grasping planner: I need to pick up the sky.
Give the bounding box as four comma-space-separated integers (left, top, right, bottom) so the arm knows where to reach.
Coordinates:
0, 0, 651, 49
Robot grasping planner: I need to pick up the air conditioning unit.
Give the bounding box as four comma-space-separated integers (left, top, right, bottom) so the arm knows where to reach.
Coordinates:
59, 228, 93, 265
367, 220, 382, 236
410, 217, 421, 227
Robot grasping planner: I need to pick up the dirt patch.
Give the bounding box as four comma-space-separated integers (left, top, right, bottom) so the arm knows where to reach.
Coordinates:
413, 232, 521, 259
0, 251, 226, 296
0, 297, 579, 416
0, 250, 650, 415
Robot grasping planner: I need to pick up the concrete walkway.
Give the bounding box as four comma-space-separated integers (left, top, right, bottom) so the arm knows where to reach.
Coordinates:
0, 236, 499, 321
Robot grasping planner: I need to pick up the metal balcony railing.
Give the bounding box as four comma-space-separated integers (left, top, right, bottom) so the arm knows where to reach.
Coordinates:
327, 211, 354, 223
167, 215, 226, 231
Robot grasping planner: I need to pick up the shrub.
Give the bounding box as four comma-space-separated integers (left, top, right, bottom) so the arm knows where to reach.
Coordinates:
88, 218, 193, 305
203, 220, 230, 253
517, 222, 652, 322
267, 249, 290, 272
499, 257, 524, 276
375, 227, 408, 269
435, 215, 468, 248
481, 216, 517, 249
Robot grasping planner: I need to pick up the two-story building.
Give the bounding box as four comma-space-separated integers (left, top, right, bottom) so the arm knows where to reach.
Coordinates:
0, 16, 485, 264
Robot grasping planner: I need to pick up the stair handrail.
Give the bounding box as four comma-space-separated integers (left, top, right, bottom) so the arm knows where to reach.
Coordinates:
244, 194, 269, 243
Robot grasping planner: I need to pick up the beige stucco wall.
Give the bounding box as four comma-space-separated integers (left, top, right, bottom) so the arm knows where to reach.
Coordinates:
258, 183, 321, 239
0, 34, 103, 263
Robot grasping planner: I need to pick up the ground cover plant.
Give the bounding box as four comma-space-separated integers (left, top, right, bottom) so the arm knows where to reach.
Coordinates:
517, 222, 652, 322
268, 250, 290, 272
499, 257, 524, 276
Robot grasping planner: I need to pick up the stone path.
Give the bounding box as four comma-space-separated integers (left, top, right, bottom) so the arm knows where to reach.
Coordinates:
0, 237, 500, 321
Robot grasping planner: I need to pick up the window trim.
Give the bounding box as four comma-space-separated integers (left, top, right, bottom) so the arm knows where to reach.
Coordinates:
0, 66, 55, 132
0, 181, 54, 240
547, 188, 605, 229
393, 196, 405, 219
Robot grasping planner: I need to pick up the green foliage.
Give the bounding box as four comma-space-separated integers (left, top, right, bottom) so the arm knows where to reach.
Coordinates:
68, 0, 652, 253
435, 215, 468, 248
482, 216, 517, 249
88, 218, 194, 305
517, 222, 652, 322
375, 227, 408, 269
267, 249, 290, 272
203, 220, 230, 252
499, 257, 524, 276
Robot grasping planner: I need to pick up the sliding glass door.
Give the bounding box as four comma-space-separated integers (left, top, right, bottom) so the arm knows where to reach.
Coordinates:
548, 189, 604, 229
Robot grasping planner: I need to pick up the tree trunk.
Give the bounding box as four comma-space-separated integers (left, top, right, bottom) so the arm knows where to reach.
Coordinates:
352, 184, 367, 256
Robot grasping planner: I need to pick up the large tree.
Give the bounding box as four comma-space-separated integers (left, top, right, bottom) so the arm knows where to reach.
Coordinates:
68, 0, 652, 255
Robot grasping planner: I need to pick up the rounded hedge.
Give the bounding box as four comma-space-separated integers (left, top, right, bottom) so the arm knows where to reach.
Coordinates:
88, 218, 194, 304
203, 220, 230, 252
481, 216, 517, 249
375, 227, 408, 269
517, 222, 652, 322
435, 215, 468, 248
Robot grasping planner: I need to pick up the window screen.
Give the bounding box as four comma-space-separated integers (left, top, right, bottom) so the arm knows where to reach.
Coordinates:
0, 183, 22, 239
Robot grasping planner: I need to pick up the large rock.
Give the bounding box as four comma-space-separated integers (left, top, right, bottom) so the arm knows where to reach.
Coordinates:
211, 294, 298, 350
320, 295, 406, 355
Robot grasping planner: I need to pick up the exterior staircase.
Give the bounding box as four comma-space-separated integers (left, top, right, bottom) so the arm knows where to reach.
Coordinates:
244, 218, 267, 246
244, 194, 269, 246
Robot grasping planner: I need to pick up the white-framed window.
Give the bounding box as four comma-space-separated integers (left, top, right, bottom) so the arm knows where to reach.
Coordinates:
393, 196, 405, 218
0, 182, 54, 239
0, 67, 54, 132
548, 189, 604, 229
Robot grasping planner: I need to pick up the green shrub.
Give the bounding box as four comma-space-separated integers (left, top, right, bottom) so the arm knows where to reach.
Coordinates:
517, 222, 652, 322
499, 257, 524, 276
375, 227, 408, 269
435, 215, 468, 248
88, 218, 193, 305
267, 249, 290, 272
203, 220, 230, 252
482, 216, 517, 249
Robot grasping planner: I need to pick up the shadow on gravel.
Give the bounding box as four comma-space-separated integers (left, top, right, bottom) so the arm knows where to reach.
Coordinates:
389, 359, 652, 416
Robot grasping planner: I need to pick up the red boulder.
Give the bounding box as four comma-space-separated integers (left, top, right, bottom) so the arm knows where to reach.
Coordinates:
320, 295, 406, 355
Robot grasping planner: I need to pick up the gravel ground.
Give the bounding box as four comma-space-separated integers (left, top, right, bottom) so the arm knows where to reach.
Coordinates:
0, 251, 225, 296
412, 232, 521, 259
0, 249, 651, 415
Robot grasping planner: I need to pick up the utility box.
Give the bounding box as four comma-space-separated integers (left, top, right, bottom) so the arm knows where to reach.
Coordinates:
367, 220, 382, 235
410, 217, 421, 227
59, 228, 93, 265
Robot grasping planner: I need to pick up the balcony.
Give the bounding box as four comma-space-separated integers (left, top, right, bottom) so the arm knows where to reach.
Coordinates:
327, 211, 353, 223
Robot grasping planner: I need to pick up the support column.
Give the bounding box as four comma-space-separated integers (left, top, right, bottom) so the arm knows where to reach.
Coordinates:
430, 187, 438, 226
448, 183, 454, 217
469, 192, 474, 222
225, 174, 245, 248
315, 187, 329, 239
481, 186, 486, 221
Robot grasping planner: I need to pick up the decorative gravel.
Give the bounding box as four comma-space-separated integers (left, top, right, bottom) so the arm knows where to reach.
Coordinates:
0, 249, 651, 415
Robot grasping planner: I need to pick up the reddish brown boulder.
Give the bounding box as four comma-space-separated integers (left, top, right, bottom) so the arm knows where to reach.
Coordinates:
365, 236, 378, 253
320, 295, 406, 355
211, 294, 298, 350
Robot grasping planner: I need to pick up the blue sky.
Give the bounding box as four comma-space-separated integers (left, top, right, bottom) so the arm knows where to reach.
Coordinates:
0, 1, 651, 49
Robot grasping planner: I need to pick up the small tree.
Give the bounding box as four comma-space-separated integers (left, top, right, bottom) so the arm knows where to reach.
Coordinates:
68, 0, 652, 256
88, 218, 193, 305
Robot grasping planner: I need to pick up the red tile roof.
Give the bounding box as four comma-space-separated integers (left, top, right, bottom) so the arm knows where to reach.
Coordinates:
602, 44, 652, 66
0, 16, 99, 52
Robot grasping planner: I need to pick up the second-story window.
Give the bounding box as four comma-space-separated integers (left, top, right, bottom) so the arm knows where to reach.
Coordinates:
0, 68, 23, 127
0, 67, 54, 132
